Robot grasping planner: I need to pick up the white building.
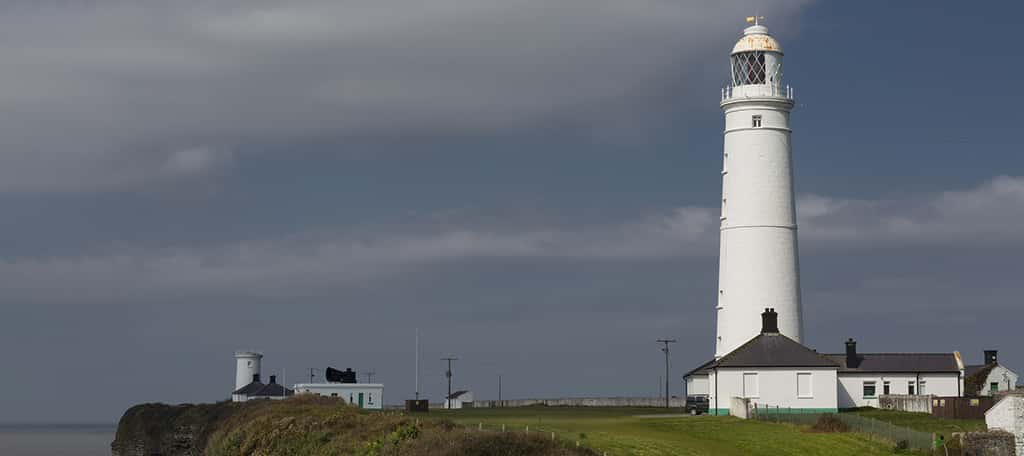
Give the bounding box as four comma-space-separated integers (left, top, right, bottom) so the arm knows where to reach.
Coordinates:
965, 350, 1019, 397
985, 396, 1024, 455
683, 19, 974, 417
827, 339, 962, 409
703, 310, 839, 415
234, 351, 263, 391
293, 383, 384, 410
715, 19, 802, 358
443, 391, 474, 409
686, 309, 964, 414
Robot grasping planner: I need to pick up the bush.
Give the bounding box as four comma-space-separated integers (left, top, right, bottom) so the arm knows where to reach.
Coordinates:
892, 439, 909, 452
811, 414, 849, 433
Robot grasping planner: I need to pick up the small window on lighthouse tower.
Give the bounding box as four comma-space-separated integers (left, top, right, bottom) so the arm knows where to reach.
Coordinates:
752, 115, 762, 128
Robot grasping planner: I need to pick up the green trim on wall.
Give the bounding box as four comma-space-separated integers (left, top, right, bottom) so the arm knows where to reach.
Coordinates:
710, 407, 839, 416
753, 407, 839, 414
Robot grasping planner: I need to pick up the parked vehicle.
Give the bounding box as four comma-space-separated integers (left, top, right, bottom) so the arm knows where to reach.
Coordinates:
685, 395, 709, 415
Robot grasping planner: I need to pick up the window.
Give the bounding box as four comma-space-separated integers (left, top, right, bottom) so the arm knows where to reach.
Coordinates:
919, 381, 927, 395
863, 381, 877, 398
990, 382, 1000, 392
369, 393, 374, 404
743, 373, 759, 398
331, 393, 338, 397
883, 381, 891, 395
797, 373, 812, 398
908, 381, 915, 395
731, 51, 767, 85
752, 115, 762, 128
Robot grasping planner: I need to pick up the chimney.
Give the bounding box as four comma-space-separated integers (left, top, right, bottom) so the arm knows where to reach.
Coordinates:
252, 373, 261, 383
985, 350, 998, 365
269, 375, 277, 384
845, 338, 859, 368
761, 308, 779, 334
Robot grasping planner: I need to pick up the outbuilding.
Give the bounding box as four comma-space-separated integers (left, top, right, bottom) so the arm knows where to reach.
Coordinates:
293, 383, 384, 410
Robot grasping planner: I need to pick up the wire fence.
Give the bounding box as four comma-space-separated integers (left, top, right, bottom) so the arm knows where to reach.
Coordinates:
457, 421, 610, 455
751, 405, 935, 451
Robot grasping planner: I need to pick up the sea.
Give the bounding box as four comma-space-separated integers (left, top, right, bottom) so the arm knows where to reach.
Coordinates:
0, 424, 115, 456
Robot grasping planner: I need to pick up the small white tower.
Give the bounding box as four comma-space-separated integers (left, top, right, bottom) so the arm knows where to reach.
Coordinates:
715, 20, 802, 358
234, 350, 263, 390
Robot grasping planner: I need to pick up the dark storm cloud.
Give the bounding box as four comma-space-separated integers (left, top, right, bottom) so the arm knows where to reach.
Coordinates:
0, 0, 810, 192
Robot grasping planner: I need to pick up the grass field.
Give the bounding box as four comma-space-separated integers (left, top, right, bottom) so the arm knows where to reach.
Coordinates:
429, 407, 898, 456
846, 408, 985, 437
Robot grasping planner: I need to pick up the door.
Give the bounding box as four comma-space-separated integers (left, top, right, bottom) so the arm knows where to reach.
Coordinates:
358, 392, 365, 408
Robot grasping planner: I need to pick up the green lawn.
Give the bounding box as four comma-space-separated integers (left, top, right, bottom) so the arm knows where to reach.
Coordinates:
845, 408, 985, 437
427, 407, 896, 456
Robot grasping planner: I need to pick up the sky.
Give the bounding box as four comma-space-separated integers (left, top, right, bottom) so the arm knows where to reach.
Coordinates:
0, 0, 1023, 423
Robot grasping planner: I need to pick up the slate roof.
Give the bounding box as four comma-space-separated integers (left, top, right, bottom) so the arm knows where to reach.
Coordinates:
965, 364, 990, 377
683, 358, 716, 378
964, 363, 997, 396
232, 381, 266, 395
250, 382, 294, 397
710, 333, 839, 369
823, 353, 960, 373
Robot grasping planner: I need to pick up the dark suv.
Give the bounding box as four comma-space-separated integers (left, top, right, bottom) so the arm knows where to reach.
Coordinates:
685, 395, 709, 415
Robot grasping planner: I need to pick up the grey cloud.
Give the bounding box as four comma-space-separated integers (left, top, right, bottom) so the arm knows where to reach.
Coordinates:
2, 176, 1022, 303
798, 175, 1024, 246
0, 0, 810, 192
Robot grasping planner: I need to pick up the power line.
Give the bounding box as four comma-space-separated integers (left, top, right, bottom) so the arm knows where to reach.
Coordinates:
364, 371, 376, 383
657, 339, 677, 408
441, 356, 458, 409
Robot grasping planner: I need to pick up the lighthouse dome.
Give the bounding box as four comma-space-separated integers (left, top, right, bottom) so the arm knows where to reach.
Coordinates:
731, 25, 782, 55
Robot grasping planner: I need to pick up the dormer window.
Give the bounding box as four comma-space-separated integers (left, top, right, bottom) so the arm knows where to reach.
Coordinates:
752, 115, 762, 128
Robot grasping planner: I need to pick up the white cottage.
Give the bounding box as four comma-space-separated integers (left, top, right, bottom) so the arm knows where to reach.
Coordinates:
965, 350, 1019, 397
698, 309, 840, 415
824, 339, 963, 409
685, 309, 966, 415
292, 383, 384, 409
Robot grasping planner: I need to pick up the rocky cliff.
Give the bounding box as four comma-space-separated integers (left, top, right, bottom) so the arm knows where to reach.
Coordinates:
111, 396, 597, 456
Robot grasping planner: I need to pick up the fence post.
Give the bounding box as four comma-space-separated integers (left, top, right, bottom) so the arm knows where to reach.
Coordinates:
502, 424, 505, 432
478, 422, 482, 431
551, 432, 555, 441
525, 425, 529, 434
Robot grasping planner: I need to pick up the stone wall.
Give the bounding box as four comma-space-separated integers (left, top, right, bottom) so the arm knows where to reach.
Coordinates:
471, 397, 686, 408
961, 431, 1017, 456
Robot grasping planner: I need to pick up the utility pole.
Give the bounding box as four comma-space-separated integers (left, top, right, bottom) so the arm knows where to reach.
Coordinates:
657, 339, 677, 408
308, 367, 320, 384
498, 374, 502, 406
441, 356, 458, 409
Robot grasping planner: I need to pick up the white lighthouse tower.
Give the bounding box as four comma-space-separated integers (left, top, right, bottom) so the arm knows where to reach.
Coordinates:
715, 19, 802, 358
234, 350, 263, 390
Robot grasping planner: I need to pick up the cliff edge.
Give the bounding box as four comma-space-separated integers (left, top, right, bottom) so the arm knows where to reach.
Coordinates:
111, 396, 597, 456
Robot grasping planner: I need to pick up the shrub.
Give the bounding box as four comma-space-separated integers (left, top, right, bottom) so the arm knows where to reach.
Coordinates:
811, 414, 848, 433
